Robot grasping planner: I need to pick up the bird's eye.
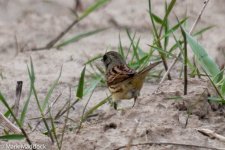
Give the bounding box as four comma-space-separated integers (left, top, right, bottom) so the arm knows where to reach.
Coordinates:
102, 54, 111, 68
102, 55, 107, 62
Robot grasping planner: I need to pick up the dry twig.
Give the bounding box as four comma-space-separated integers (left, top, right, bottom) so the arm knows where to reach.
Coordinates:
13, 81, 23, 120
115, 141, 224, 150
198, 128, 225, 142
31, 19, 79, 51
0, 112, 21, 133
31, 93, 62, 132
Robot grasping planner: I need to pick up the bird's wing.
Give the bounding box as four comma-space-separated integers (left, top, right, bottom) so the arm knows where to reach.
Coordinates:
114, 61, 162, 85
106, 64, 136, 86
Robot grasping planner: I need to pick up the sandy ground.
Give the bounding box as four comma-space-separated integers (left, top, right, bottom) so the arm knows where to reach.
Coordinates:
0, 0, 225, 149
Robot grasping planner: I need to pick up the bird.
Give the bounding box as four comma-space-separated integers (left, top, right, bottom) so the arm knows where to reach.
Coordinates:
102, 51, 162, 109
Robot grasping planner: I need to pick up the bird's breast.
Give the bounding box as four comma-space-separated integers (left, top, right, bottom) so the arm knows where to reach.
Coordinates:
108, 80, 141, 101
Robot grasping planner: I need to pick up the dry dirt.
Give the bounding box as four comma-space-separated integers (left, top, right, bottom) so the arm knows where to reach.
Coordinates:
0, 0, 225, 150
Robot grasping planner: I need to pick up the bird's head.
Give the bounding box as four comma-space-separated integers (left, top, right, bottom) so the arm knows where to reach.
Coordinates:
102, 51, 126, 71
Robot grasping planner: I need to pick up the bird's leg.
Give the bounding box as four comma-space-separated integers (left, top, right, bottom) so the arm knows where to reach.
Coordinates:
132, 97, 137, 108
113, 102, 118, 110
108, 98, 118, 110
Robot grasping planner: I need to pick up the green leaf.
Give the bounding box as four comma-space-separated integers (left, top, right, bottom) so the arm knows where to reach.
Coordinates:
41, 66, 62, 111
79, 0, 110, 20
56, 28, 107, 48
0, 134, 25, 141
185, 30, 221, 82
76, 66, 86, 99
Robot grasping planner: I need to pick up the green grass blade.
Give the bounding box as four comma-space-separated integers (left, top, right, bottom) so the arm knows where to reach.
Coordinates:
84, 77, 102, 96
164, 0, 176, 21
85, 54, 102, 65
152, 13, 163, 24
203, 69, 224, 101
41, 66, 62, 111
76, 66, 86, 99
208, 96, 225, 103
133, 37, 141, 64
28, 58, 54, 143
0, 92, 12, 115
213, 68, 224, 83
0, 134, 25, 141
163, 0, 169, 51
129, 54, 149, 70
168, 40, 183, 53
29, 57, 35, 82
0, 92, 22, 128
79, 0, 110, 20
126, 31, 136, 59
193, 25, 214, 36
56, 28, 107, 48
162, 18, 187, 39
82, 96, 110, 121
181, 27, 188, 95
221, 79, 225, 96
20, 61, 35, 126
171, 32, 195, 70
20, 85, 32, 126
126, 29, 140, 63
0, 72, 3, 80
148, 0, 158, 38
158, 0, 176, 37
118, 33, 125, 59
4, 105, 14, 118
150, 45, 176, 58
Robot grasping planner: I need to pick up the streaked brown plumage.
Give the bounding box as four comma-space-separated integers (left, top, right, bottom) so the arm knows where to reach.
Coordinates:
102, 51, 161, 109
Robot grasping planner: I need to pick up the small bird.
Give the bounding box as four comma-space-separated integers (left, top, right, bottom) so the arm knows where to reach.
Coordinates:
102, 51, 161, 109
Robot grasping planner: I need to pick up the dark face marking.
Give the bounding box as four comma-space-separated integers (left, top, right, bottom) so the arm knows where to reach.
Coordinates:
102, 54, 111, 68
